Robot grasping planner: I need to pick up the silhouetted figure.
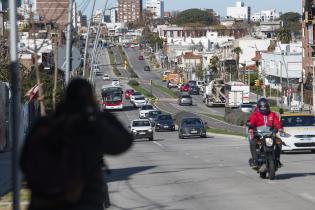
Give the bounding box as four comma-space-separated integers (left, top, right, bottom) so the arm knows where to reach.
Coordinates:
21, 78, 133, 210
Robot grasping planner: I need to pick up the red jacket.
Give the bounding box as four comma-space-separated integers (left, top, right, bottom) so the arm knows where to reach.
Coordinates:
248, 110, 282, 130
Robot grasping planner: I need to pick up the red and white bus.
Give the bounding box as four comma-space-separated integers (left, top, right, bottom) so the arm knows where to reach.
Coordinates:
101, 85, 123, 110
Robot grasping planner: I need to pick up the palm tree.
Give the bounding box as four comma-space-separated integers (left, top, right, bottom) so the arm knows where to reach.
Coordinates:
232, 47, 243, 80
209, 55, 220, 77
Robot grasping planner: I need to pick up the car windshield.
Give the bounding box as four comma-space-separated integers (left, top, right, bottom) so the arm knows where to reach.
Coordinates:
135, 96, 145, 100
181, 118, 203, 126
181, 95, 191, 98
133, 92, 141, 96
158, 115, 172, 121
149, 111, 162, 118
142, 105, 153, 110
240, 104, 253, 108
281, 116, 315, 127
132, 121, 151, 127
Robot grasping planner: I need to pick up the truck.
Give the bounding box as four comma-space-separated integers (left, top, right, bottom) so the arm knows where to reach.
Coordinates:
225, 81, 250, 109
202, 79, 226, 107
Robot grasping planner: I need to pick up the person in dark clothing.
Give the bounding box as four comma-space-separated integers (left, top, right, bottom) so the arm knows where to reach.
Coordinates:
21, 78, 133, 210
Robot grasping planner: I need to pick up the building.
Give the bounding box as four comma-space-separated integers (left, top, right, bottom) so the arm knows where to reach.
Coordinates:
118, 0, 142, 23
110, 7, 118, 23
251, 9, 280, 22
145, 0, 164, 19
302, 0, 315, 106
35, 0, 69, 27
226, 1, 251, 23
93, 9, 103, 23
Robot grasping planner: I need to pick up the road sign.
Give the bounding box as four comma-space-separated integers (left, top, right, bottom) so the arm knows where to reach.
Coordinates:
57, 45, 81, 71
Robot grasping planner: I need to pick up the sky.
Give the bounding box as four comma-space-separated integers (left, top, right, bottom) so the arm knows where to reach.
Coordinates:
76, 0, 301, 17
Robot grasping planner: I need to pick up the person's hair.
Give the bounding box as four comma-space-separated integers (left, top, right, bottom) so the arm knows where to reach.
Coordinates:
56, 77, 98, 115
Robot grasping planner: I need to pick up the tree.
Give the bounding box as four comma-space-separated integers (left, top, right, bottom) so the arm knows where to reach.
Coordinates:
195, 64, 204, 80
232, 47, 242, 79
276, 28, 292, 44
175, 9, 219, 27
279, 12, 302, 37
280, 12, 301, 24
209, 55, 220, 76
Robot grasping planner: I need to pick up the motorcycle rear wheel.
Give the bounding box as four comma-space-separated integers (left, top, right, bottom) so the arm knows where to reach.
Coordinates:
268, 158, 276, 180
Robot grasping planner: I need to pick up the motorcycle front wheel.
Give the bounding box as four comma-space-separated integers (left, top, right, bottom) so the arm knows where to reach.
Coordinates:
259, 171, 267, 179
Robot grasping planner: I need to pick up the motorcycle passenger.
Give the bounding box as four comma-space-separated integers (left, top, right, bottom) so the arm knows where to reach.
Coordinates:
247, 98, 283, 169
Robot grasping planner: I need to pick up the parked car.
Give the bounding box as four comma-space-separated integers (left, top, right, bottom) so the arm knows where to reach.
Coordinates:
239, 103, 255, 113
124, 89, 135, 99
111, 79, 120, 86
139, 104, 156, 118
180, 83, 190, 92
147, 110, 162, 125
178, 94, 192, 106
189, 85, 200, 95
280, 113, 315, 152
133, 96, 147, 108
188, 80, 197, 87
144, 66, 151, 71
103, 74, 110, 80
155, 114, 175, 132
129, 119, 154, 141
130, 91, 143, 103
138, 55, 144, 60
178, 117, 207, 139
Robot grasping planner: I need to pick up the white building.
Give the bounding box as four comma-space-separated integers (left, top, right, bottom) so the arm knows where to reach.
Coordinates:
226, 1, 251, 23
251, 9, 280, 22
146, 0, 164, 19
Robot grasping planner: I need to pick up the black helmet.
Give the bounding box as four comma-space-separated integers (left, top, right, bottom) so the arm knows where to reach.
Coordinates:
257, 98, 270, 115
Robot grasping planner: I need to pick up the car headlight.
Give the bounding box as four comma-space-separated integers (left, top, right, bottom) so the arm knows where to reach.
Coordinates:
265, 138, 274, 147
148, 129, 153, 132
156, 123, 161, 126
280, 132, 291, 137
132, 130, 137, 133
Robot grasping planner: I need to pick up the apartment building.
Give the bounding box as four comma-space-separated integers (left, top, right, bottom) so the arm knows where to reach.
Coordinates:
145, 0, 164, 19
118, 0, 142, 23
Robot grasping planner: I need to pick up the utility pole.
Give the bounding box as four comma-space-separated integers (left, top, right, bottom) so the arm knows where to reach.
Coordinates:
65, 0, 73, 85
82, 0, 96, 78
9, 0, 21, 209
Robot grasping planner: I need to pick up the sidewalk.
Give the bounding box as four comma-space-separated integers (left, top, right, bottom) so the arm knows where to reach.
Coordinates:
0, 152, 11, 196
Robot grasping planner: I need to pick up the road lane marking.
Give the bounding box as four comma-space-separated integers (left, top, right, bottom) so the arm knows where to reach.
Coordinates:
300, 193, 315, 203
193, 155, 199, 159
236, 170, 246, 175
153, 141, 163, 147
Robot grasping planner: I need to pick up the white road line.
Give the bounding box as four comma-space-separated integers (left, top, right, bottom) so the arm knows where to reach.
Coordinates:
236, 170, 246, 175
193, 155, 199, 159
300, 193, 315, 202
153, 141, 163, 147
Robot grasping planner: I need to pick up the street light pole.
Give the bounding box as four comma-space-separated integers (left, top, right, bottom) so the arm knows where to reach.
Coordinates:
65, 0, 73, 85
8, 0, 21, 209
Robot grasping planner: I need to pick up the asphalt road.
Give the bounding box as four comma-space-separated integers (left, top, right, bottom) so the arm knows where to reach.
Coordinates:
94, 49, 315, 210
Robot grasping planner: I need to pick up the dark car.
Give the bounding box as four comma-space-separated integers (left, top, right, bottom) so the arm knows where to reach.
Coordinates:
178, 94, 192, 106
188, 80, 197, 87
178, 117, 207, 139
147, 110, 162, 125
144, 66, 151, 71
155, 114, 175, 132
189, 85, 200, 95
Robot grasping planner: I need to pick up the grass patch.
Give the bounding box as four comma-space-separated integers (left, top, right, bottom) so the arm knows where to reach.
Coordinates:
0, 188, 30, 202
152, 82, 177, 98
202, 113, 225, 121
130, 84, 156, 100
108, 48, 121, 76
207, 127, 244, 136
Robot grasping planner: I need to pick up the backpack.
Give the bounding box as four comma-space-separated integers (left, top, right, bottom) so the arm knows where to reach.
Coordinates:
22, 115, 85, 206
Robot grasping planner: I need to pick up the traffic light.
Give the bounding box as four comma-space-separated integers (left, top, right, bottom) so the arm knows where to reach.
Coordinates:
255, 79, 260, 87
124, 60, 128, 70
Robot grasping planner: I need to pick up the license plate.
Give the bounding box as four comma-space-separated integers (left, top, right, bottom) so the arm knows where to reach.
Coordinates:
164, 126, 169, 128
139, 132, 146, 135
190, 130, 197, 134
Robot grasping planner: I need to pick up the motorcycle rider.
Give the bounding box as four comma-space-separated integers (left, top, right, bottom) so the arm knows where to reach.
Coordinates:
247, 98, 283, 169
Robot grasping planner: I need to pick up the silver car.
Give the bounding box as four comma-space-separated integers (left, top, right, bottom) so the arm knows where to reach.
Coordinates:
128, 119, 154, 141
178, 95, 192, 106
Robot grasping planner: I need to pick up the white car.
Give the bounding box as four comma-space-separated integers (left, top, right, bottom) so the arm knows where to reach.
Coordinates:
130, 92, 143, 103
103, 74, 110, 80
280, 113, 315, 152
139, 104, 156, 118
239, 103, 255, 113
133, 95, 147, 108
128, 119, 153, 141
111, 79, 120, 86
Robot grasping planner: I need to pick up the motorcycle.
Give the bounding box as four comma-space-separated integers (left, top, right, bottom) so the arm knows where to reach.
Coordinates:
249, 128, 283, 180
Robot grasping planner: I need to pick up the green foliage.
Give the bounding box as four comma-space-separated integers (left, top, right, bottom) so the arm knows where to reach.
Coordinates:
112, 67, 121, 76
276, 28, 292, 44
209, 56, 220, 76
146, 32, 164, 50
279, 12, 302, 37
280, 12, 301, 23
224, 110, 250, 126
175, 9, 218, 26
128, 79, 139, 86
195, 64, 204, 80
